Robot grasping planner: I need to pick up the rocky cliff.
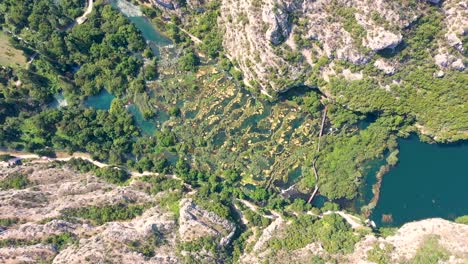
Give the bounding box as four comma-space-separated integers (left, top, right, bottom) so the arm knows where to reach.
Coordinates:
218, 0, 466, 95
1, 163, 467, 263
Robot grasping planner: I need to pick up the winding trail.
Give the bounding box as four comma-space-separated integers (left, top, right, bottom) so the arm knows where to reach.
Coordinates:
76, 0, 94, 25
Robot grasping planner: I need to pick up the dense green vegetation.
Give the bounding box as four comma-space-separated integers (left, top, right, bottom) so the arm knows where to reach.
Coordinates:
267, 214, 360, 253
0, 218, 19, 228
0, 172, 30, 190
406, 235, 449, 264
61, 203, 147, 225
0, 232, 76, 251
366, 243, 394, 264
454, 215, 468, 224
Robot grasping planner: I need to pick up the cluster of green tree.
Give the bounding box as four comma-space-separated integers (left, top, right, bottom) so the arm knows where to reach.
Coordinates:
267, 214, 359, 253
243, 209, 271, 227
312, 115, 404, 199
139, 175, 182, 195
454, 215, 468, 224
61, 203, 147, 225
366, 243, 394, 264
0, 100, 139, 163
0, 154, 14, 161
0, 218, 19, 228
0, 232, 76, 251
43, 232, 77, 251
178, 237, 231, 263
0, 172, 30, 190
127, 228, 163, 258
1, 0, 147, 103
407, 235, 449, 264
324, 8, 466, 142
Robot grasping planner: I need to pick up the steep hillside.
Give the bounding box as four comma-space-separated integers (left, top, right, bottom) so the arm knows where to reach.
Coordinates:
0, 163, 467, 263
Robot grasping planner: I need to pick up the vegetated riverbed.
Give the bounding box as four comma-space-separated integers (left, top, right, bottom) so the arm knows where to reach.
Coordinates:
369, 135, 468, 227
79, 0, 468, 227
81, 0, 171, 135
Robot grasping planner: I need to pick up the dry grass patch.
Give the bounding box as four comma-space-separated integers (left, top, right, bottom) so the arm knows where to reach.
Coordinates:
0, 32, 27, 67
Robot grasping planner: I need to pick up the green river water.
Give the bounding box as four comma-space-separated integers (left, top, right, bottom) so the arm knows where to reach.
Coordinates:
84, 89, 115, 110
370, 135, 468, 226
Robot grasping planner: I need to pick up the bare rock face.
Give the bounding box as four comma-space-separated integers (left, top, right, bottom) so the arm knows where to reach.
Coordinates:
0, 166, 153, 222
178, 199, 236, 246
365, 30, 402, 51
53, 207, 179, 264
265, 5, 291, 45
219, 0, 423, 94
434, 51, 466, 70
348, 218, 468, 263
374, 59, 396, 75
0, 244, 57, 264
442, 0, 468, 53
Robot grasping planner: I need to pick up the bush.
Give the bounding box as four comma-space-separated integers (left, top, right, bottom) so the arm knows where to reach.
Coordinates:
95, 167, 130, 184
61, 203, 146, 225
455, 215, 468, 224
0, 173, 30, 190
178, 51, 199, 71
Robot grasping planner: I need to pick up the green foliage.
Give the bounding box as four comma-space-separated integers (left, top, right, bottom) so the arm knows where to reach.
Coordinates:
127, 229, 163, 257
64, 158, 98, 173
333, 6, 367, 51
454, 215, 468, 224
0, 218, 19, 227
61, 203, 147, 225
317, 116, 403, 199
95, 167, 130, 184
367, 243, 394, 264
140, 175, 182, 194
406, 235, 449, 264
377, 227, 398, 238
0, 232, 76, 251
178, 50, 199, 71
168, 106, 181, 117
244, 209, 271, 227
0, 173, 30, 190
0, 154, 14, 161
178, 237, 230, 263
268, 214, 359, 253
43, 232, 77, 251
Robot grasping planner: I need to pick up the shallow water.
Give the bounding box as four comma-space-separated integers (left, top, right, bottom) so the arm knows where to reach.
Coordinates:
84, 89, 115, 110
127, 104, 156, 135
110, 0, 172, 56
370, 135, 468, 226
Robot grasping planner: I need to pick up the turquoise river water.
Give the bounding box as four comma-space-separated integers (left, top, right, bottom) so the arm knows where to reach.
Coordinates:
370, 135, 468, 226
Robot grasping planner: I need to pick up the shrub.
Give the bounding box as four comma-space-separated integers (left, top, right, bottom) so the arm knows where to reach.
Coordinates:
0, 173, 30, 190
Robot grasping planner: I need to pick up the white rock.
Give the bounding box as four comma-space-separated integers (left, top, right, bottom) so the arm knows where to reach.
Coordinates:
446, 33, 463, 51
374, 59, 396, 75
366, 30, 402, 51
434, 53, 450, 68
434, 70, 445, 78
451, 59, 465, 70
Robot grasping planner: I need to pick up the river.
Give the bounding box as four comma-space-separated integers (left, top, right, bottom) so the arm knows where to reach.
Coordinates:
109, 0, 172, 56
369, 135, 468, 226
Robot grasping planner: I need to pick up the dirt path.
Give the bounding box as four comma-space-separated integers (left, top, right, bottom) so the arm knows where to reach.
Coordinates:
178, 26, 202, 44
76, 0, 94, 25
